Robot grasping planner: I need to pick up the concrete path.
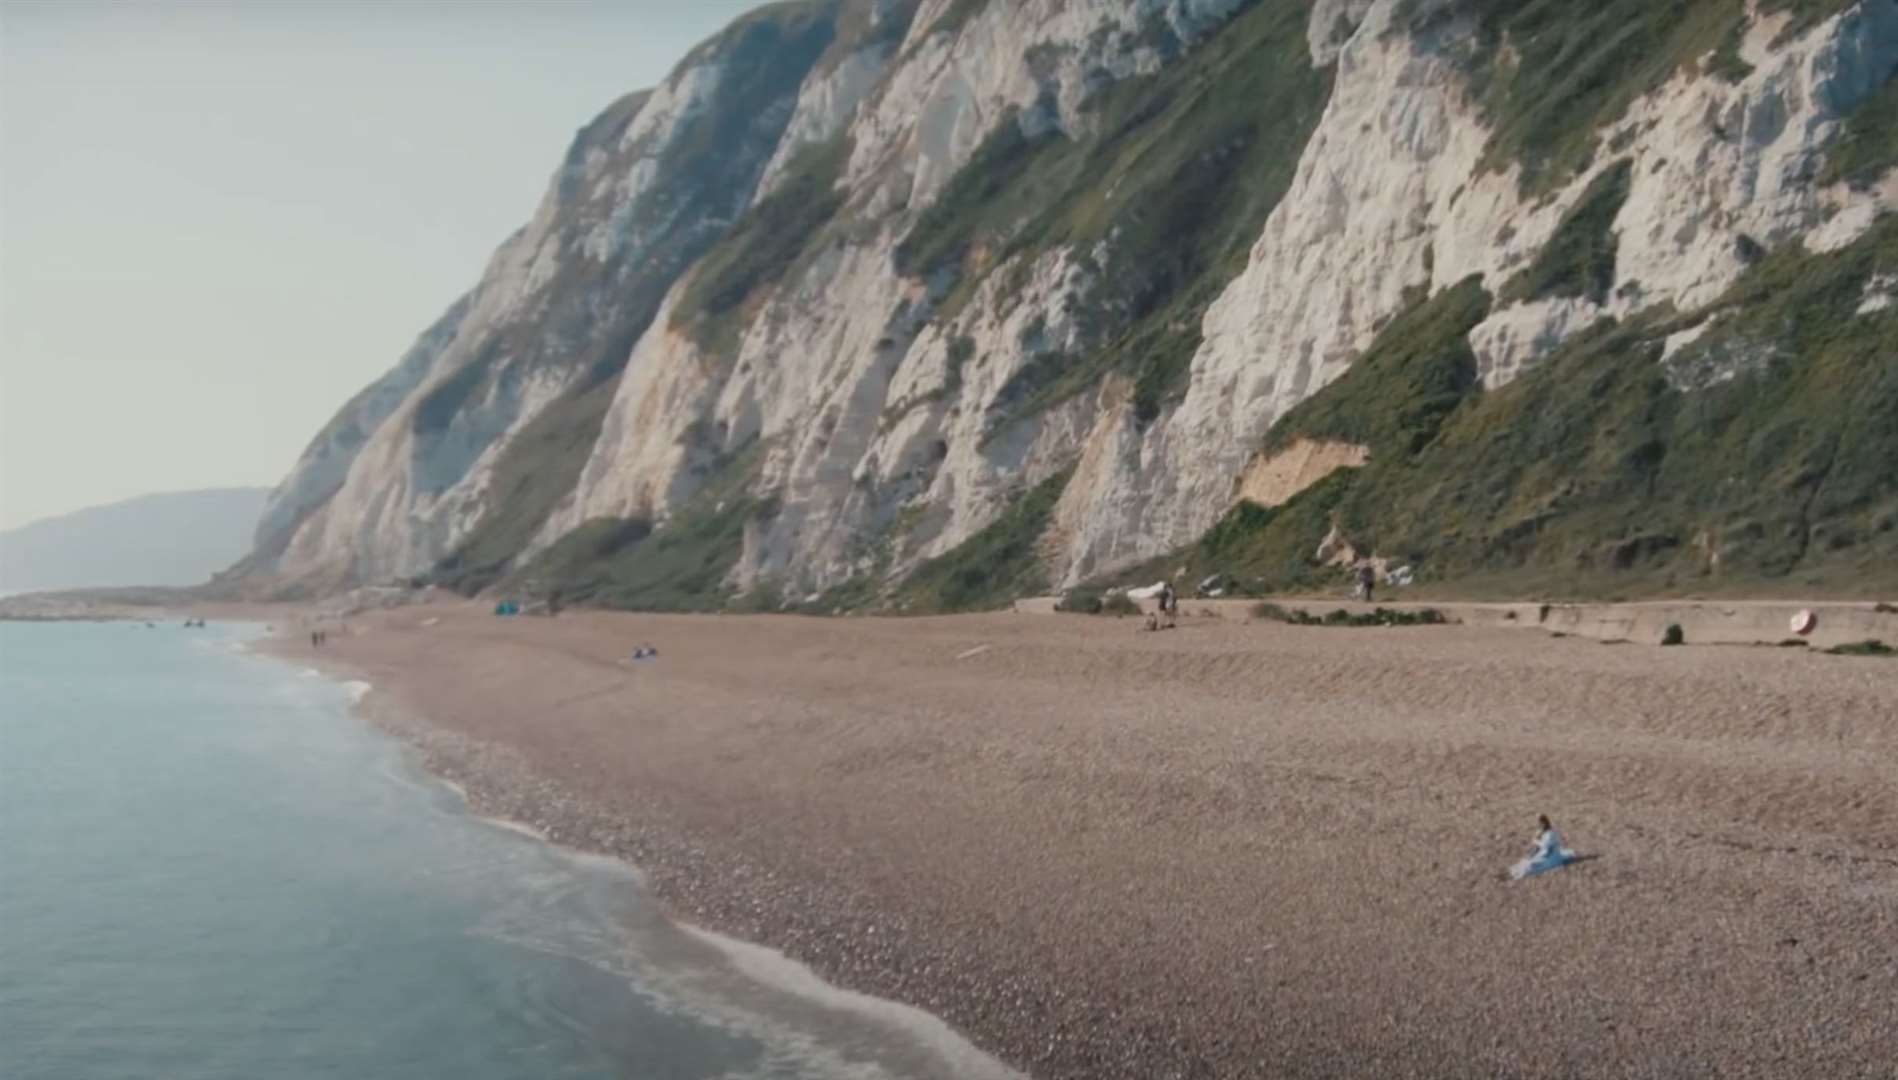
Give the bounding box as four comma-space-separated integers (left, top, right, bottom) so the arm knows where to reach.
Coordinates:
1016, 594, 1898, 649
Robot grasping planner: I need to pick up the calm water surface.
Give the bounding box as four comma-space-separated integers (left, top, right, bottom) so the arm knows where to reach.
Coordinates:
0, 622, 1013, 1080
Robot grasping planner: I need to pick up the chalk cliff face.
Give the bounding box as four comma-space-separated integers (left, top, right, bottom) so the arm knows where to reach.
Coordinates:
253, 0, 1898, 604
258, 3, 882, 586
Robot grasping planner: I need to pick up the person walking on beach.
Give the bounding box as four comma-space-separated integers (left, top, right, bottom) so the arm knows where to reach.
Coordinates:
1356, 563, 1376, 604
1158, 581, 1177, 627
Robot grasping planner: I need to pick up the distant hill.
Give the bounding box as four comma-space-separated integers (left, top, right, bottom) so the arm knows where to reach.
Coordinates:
0, 488, 270, 594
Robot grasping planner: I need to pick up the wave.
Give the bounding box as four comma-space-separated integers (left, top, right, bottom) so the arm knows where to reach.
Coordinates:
241, 637, 1018, 1079
681, 925, 1024, 1080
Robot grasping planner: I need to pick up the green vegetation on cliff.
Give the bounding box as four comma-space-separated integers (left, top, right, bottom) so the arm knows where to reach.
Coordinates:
1821, 69, 1898, 190
1097, 278, 1490, 594
898, 0, 1332, 424
927, 0, 988, 38
380, 0, 1898, 615
893, 469, 1071, 612
1132, 214, 1898, 600
511, 441, 774, 611
432, 377, 621, 595
1498, 159, 1632, 306
1398, 0, 1859, 192
1263, 277, 1491, 458
675, 136, 853, 356
1168, 470, 1360, 594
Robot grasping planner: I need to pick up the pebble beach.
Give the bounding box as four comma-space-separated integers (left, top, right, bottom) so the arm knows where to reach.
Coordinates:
273, 606, 1898, 1079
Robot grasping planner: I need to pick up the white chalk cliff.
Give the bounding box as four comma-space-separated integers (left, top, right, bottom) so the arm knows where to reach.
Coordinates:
250, 0, 1898, 603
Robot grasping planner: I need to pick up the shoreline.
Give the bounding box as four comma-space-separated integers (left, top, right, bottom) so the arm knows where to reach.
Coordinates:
262, 627, 1025, 1080
257, 604, 1896, 1078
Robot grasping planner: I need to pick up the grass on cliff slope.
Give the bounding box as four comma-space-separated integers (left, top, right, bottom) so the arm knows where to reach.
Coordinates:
1263, 277, 1491, 458
1095, 278, 1490, 595
891, 469, 1070, 612
673, 135, 852, 357
924, 0, 987, 39
1114, 214, 1898, 601
1498, 158, 1633, 306
896, 0, 1332, 426
511, 440, 773, 612
431, 377, 622, 595
1821, 69, 1898, 190
1393, 0, 1859, 193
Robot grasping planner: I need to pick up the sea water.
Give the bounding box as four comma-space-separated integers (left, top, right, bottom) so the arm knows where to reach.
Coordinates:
0, 622, 1015, 1080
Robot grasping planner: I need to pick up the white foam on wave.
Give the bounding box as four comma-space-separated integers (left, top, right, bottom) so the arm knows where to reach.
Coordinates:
257, 641, 1017, 1079
457, 815, 1018, 1079
679, 925, 1026, 1080
479, 815, 551, 844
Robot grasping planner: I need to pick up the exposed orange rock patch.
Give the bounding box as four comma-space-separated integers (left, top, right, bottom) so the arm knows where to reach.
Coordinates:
1233, 437, 1368, 509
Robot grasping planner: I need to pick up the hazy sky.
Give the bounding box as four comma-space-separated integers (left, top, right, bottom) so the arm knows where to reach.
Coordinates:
0, 0, 764, 529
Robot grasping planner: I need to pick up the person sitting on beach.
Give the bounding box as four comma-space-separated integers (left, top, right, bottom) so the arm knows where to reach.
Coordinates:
1510, 814, 1578, 880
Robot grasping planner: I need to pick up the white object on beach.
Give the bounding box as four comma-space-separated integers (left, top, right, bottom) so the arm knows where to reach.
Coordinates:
1510, 827, 1577, 881
1127, 582, 1168, 601
1791, 609, 1817, 636
955, 644, 993, 661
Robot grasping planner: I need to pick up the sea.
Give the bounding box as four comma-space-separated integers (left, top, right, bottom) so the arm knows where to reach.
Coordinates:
0, 621, 1017, 1080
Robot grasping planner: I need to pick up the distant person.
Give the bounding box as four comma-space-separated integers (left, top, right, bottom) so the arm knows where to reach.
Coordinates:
1510, 814, 1578, 880
1158, 581, 1177, 626
1533, 814, 1559, 855
1356, 563, 1375, 604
